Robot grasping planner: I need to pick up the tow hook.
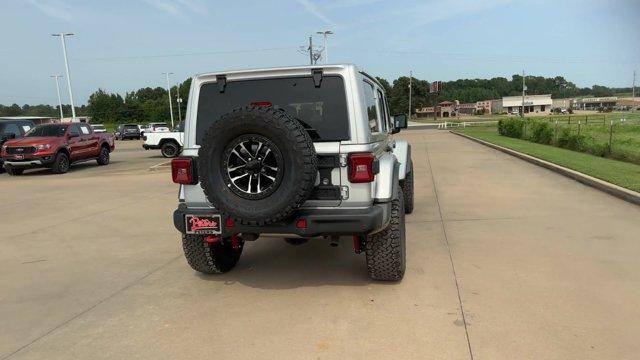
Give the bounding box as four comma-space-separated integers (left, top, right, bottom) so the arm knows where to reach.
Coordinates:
352, 235, 363, 254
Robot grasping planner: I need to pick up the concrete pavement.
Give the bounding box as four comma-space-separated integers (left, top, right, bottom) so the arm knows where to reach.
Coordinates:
1, 132, 639, 359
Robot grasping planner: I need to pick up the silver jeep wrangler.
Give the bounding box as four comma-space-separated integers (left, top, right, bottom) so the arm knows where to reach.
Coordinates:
171, 64, 414, 281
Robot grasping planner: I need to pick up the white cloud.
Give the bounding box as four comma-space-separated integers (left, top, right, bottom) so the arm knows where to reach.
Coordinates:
27, 0, 74, 22
295, 0, 335, 25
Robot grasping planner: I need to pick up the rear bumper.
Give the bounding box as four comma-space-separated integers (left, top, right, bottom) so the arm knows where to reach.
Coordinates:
173, 203, 390, 237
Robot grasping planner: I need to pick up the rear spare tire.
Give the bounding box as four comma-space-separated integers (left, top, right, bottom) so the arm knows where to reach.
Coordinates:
198, 106, 317, 225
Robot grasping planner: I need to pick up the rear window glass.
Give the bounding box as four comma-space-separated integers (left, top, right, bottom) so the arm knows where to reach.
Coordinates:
124, 125, 138, 130
196, 75, 349, 142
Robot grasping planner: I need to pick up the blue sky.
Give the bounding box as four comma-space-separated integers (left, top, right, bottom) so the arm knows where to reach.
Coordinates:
1, 0, 638, 105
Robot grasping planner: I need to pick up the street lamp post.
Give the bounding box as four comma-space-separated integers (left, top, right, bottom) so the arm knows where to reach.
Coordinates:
316, 30, 333, 64
51, 33, 76, 121
162, 72, 175, 128
50, 75, 64, 120
176, 82, 182, 124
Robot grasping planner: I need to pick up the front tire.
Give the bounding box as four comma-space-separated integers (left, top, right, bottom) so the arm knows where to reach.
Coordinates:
182, 234, 244, 274
365, 188, 406, 281
6, 167, 24, 176
97, 146, 110, 165
161, 141, 180, 158
51, 152, 70, 174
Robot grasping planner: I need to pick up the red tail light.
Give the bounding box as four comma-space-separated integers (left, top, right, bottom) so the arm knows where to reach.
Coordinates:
348, 153, 375, 183
171, 157, 197, 184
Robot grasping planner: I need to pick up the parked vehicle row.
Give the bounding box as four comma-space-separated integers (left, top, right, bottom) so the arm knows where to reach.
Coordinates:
0, 123, 115, 175
0, 119, 35, 173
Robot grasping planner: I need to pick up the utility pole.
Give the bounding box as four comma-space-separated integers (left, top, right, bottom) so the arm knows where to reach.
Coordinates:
408, 70, 412, 118
50, 75, 64, 120
52, 33, 76, 121
162, 72, 175, 128
521, 70, 526, 118
316, 30, 333, 64
633, 70, 636, 113
308, 36, 314, 65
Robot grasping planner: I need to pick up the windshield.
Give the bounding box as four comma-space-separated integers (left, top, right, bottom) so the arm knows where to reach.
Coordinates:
124, 125, 139, 130
196, 75, 349, 142
92, 125, 105, 130
152, 123, 167, 129
26, 125, 68, 137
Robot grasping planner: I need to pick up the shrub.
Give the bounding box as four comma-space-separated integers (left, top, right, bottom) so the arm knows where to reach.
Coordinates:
530, 122, 554, 144
498, 118, 524, 138
556, 128, 585, 151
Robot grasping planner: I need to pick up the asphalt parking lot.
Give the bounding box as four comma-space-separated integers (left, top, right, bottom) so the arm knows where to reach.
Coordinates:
2, 131, 640, 360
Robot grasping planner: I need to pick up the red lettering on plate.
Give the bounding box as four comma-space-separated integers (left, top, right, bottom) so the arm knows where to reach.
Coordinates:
189, 216, 218, 232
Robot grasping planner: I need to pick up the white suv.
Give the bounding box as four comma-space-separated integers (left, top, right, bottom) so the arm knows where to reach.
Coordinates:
171, 64, 414, 281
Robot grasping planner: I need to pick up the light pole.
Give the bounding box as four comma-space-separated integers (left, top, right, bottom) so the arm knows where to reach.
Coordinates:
176, 82, 182, 124
162, 72, 175, 128
316, 30, 333, 64
50, 75, 64, 120
521, 70, 526, 118
51, 33, 76, 121
408, 70, 412, 118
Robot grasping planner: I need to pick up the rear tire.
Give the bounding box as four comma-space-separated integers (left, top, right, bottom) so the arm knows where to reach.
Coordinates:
365, 188, 406, 281
96, 146, 110, 165
51, 152, 70, 174
6, 167, 24, 176
161, 141, 180, 158
401, 160, 414, 214
182, 234, 244, 274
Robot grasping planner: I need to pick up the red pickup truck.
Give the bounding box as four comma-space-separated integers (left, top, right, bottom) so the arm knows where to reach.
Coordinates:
1, 123, 115, 175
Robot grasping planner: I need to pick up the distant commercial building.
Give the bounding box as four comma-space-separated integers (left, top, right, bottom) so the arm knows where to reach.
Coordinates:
572, 97, 617, 110
552, 98, 573, 109
476, 100, 492, 114
490, 99, 503, 114
457, 102, 476, 116
415, 101, 457, 118
502, 94, 552, 115
616, 97, 640, 110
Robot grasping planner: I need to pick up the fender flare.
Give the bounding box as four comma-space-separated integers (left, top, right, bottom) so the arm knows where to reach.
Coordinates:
393, 140, 411, 180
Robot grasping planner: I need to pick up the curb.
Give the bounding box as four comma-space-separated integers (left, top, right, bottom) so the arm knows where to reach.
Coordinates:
451, 131, 640, 207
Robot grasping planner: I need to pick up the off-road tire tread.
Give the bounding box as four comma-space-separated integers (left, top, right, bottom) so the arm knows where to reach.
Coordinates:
365, 188, 406, 281
181, 234, 243, 274
51, 152, 69, 174
97, 146, 110, 165
401, 160, 414, 214
199, 106, 317, 226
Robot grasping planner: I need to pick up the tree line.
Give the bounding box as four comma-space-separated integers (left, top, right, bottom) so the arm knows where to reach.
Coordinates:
1, 75, 631, 121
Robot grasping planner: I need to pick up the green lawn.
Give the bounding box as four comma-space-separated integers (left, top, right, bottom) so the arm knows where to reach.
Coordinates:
455, 127, 640, 193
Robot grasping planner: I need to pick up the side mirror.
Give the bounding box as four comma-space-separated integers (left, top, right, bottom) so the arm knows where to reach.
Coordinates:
6, 133, 16, 139
393, 114, 408, 133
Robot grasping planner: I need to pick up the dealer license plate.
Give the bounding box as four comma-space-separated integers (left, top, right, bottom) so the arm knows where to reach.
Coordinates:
185, 214, 222, 235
